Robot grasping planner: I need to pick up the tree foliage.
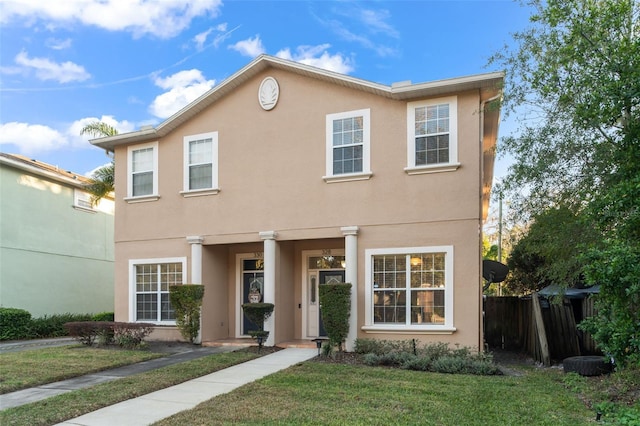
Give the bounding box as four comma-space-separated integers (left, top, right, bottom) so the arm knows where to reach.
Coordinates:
169, 285, 205, 344
319, 283, 351, 352
491, 0, 640, 366
80, 121, 118, 205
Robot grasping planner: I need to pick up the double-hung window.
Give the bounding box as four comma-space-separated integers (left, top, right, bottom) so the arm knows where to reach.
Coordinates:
183, 132, 218, 195
324, 108, 372, 182
130, 258, 186, 323
406, 97, 459, 174
127, 142, 158, 201
364, 246, 454, 331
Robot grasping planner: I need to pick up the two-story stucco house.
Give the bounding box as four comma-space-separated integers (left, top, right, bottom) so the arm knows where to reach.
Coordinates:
0, 153, 115, 317
92, 55, 502, 351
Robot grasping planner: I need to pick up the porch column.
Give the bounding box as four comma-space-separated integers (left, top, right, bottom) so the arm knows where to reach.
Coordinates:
341, 226, 359, 352
186, 236, 204, 344
260, 231, 277, 346
186, 236, 204, 284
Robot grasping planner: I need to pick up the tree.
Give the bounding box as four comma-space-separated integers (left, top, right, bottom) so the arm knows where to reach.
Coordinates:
80, 121, 118, 205
490, 0, 640, 366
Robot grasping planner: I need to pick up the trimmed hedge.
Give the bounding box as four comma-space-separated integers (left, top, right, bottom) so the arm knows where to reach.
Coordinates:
169, 285, 204, 343
65, 321, 154, 349
0, 308, 31, 340
319, 283, 351, 352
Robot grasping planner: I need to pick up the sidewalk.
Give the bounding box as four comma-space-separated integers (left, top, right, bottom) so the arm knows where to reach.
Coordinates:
56, 348, 317, 426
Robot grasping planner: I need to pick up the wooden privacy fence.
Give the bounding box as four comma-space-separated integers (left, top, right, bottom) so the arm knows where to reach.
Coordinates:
484, 295, 598, 365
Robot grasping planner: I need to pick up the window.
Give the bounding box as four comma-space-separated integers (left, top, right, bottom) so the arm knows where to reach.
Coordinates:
364, 246, 454, 331
73, 189, 94, 212
127, 142, 158, 201
183, 132, 219, 195
406, 97, 459, 174
130, 258, 186, 323
324, 109, 372, 183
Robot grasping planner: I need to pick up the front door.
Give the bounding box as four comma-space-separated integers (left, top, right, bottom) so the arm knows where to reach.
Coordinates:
318, 270, 345, 336
241, 258, 264, 336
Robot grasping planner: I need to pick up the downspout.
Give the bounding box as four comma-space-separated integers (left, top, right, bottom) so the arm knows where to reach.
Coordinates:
478, 93, 502, 352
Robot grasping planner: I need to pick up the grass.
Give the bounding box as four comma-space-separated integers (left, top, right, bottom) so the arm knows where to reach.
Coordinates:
2, 345, 637, 426
0, 349, 262, 426
154, 362, 595, 426
0, 345, 162, 393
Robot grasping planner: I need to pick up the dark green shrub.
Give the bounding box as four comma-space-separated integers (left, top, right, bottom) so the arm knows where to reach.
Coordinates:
92, 312, 115, 321
241, 303, 274, 350
319, 283, 351, 352
355, 338, 414, 355
30, 313, 93, 338
169, 285, 205, 344
0, 308, 32, 340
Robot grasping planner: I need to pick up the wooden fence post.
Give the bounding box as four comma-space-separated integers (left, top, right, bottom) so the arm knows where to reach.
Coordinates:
532, 292, 551, 366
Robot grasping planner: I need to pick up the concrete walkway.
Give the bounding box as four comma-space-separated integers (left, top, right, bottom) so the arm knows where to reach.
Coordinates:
55, 348, 317, 426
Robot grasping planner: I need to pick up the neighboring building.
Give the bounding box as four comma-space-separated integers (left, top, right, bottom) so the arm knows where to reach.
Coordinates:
0, 153, 114, 317
92, 55, 502, 350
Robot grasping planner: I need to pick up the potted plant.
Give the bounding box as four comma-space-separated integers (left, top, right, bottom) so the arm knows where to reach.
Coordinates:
241, 302, 274, 351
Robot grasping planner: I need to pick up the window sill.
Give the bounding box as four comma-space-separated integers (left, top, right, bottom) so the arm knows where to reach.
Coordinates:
73, 205, 96, 214
323, 171, 373, 183
124, 195, 160, 204
404, 163, 461, 175
361, 325, 456, 334
180, 188, 220, 198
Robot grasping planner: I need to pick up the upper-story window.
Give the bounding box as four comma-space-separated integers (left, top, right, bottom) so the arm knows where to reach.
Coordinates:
324, 108, 372, 183
73, 189, 94, 211
182, 132, 218, 196
406, 97, 459, 175
126, 142, 158, 202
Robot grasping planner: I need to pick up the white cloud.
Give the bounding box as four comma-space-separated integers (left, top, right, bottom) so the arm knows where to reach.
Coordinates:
0, 0, 223, 39
13, 50, 90, 83
149, 70, 215, 119
0, 122, 68, 155
0, 116, 136, 156
359, 9, 399, 38
193, 28, 214, 50
229, 35, 265, 57
276, 45, 354, 74
45, 37, 72, 50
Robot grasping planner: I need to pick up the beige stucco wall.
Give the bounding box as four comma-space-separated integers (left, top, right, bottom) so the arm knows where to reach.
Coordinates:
112, 66, 487, 348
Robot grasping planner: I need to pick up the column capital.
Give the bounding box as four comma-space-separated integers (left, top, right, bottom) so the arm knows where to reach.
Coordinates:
340, 226, 359, 236
259, 231, 278, 240
186, 236, 204, 245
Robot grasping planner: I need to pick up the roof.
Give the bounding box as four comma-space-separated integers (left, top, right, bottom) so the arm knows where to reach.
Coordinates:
538, 284, 600, 299
0, 152, 92, 188
91, 54, 504, 151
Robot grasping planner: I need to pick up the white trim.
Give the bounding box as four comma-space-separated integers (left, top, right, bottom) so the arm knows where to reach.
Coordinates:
73, 189, 95, 213
182, 131, 219, 194
364, 246, 455, 332
127, 141, 158, 199
128, 257, 187, 325
406, 96, 458, 170
325, 108, 371, 180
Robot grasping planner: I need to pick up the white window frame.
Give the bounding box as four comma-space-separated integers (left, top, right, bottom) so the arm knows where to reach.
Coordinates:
405, 96, 460, 175
181, 131, 219, 197
363, 246, 456, 333
129, 257, 187, 325
323, 108, 372, 183
73, 189, 95, 212
125, 142, 159, 203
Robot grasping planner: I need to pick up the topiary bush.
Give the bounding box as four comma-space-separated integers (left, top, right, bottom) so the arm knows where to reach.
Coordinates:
0, 308, 31, 340
241, 303, 274, 350
169, 285, 205, 343
319, 282, 351, 352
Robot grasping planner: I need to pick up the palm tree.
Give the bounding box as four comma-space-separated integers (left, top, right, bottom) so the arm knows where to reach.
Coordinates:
81, 121, 118, 205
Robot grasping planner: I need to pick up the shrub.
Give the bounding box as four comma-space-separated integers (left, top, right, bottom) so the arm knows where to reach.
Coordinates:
92, 312, 115, 321
65, 322, 112, 346
319, 283, 351, 352
112, 322, 154, 349
241, 303, 274, 350
169, 285, 204, 344
30, 313, 93, 338
0, 308, 32, 340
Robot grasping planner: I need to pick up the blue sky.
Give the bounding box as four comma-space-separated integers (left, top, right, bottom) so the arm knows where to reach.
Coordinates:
0, 0, 532, 179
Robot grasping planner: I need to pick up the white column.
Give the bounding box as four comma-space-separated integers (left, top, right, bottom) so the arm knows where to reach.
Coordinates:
186, 236, 204, 284
259, 231, 277, 346
186, 236, 204, 344
341, 226, 359, 352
